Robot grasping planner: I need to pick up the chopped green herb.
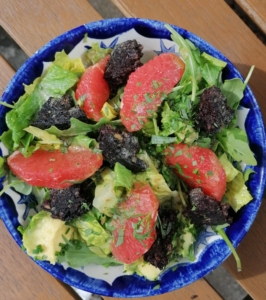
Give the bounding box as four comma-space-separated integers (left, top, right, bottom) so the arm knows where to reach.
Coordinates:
207, 170, 213, 176
192, 168, 199, 175
174, 149, 183, 157
116, 228, 125, 246
131, 124, 137, 130
32, 244, 44, 254
172, 265, 178, 272
82, 202, 90, 210
83, 33, 88, 42
144, 93, 153, 103
175, 163, 183, 175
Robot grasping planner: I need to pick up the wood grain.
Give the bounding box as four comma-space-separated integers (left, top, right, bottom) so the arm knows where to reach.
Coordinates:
223, 198, 266, 300
235, 0, 266, 34
0, 54, 15, 94
111, 0, 266, 297
103, 278, 222, 300
0, 0, 101, 56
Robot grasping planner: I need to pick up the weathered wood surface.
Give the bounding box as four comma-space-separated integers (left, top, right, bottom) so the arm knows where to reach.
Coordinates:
0, 0, 101, 55
0, 54, 15, 92
235, 0, 266, 35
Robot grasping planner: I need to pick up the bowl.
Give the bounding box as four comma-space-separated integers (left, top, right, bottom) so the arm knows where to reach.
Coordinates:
0, 18, 266, 297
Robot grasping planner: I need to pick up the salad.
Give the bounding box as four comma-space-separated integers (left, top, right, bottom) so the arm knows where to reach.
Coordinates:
0, 24, 257, 280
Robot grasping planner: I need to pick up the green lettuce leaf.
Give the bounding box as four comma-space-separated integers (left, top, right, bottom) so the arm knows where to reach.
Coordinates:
200, 53, 226, 87
219, 153, 253, 212
0, 157, 7, 178
165, 24, 198, 102
24, 126, 63, 145
225, 172, 253, 212
70, 135, 97, 149
52, 50, 85, 74
216, 128, 257, 166
6, 65, 79, 147
0, 130, 14, 150
219, 153, 239, 182
243, 168, 256, 182
46, 117, 122, 137
114, 162, 133, 191
220, 78, 245, 109
70, 211, 112, 256
56, 239, 121, 268
84, 42, 112, 65
135, 151, 173, 203
92, 168, 118, 217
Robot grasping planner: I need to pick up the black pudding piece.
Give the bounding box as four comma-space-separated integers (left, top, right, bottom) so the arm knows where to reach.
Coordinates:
183, 188, 233, 226
41, 180, 94, 221
144, 208, 177, 269
97, 125, 147, 173
104, 39, 143, 96
197, 86, 235, 134
31, 93, 88, 130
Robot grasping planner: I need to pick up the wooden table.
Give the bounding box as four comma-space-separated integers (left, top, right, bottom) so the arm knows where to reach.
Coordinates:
0, 0, 266, 299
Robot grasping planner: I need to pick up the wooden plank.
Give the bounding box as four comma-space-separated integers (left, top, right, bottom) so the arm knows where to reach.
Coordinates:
223, 198, 266, 300
110, 0, 266, 297
0, 54, 15, 95
235, 0, 266, 35
103, 278, 222, 300
0, 220, 79, 300
0, 0, 101, 56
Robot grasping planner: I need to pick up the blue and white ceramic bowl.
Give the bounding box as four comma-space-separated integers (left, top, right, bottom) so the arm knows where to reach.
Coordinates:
0, 18, 266, 297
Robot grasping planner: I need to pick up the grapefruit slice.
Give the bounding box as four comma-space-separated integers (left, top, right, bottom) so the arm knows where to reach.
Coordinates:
75, 55, 110, 121
111, 183, 159, 264
120, 53, 185, 132
164, 143, 226, 201
7, 147, 103, 189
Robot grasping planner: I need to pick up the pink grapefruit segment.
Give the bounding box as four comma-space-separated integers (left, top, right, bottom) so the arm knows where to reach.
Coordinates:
120, 53, 185, 132
75, 55, 110, 121
111, 182, 159, 264
7, 147, 103, 189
